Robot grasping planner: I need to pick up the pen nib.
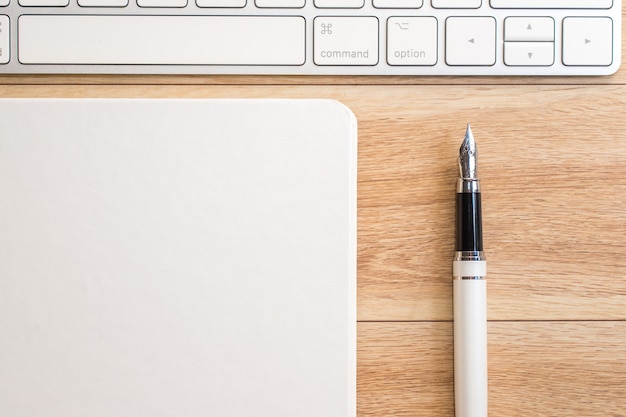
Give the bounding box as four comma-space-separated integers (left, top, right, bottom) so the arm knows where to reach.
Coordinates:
459, 124, 478, 179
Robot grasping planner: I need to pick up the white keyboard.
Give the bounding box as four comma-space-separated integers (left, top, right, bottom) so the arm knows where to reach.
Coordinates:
0, 0, 621, 75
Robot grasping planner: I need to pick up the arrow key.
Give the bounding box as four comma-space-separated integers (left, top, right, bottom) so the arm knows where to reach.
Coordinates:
504, 41, 554, 66
504, 17, 554, 42
445, 17, 496, 66
563, 17, 613, 66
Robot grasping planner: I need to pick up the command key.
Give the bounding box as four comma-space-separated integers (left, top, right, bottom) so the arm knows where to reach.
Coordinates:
314, 17, 379, 66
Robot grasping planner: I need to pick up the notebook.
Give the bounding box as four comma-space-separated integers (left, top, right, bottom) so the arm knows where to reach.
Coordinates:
0, 99, 357, 417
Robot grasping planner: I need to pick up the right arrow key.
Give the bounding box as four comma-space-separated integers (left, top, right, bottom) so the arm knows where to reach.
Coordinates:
563, 17, 613, 66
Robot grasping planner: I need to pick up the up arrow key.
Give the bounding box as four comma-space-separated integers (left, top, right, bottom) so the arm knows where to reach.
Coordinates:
504, 17, 554, 42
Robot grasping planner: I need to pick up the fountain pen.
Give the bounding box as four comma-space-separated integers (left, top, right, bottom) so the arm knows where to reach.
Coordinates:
453, 124, 487, 417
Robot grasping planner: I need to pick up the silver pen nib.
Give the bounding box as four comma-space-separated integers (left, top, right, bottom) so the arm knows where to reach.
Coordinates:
459, 124, 478, 179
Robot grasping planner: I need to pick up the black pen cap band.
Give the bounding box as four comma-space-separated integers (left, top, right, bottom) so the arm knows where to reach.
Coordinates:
456, 192, 483, 252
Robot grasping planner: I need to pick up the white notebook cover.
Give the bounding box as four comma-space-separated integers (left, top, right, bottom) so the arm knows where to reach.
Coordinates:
0, 99, 357, 417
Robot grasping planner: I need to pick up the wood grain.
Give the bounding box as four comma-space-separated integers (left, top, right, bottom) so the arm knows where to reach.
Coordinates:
359, 321, 626, 417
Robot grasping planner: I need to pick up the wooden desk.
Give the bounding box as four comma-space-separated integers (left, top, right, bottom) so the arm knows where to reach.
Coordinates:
2, 13, 626, 417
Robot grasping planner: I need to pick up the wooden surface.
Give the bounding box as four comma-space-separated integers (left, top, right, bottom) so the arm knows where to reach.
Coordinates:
2, 11, 626, 417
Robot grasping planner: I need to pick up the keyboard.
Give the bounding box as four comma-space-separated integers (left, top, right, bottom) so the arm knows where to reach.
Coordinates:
0, 0, 621, 75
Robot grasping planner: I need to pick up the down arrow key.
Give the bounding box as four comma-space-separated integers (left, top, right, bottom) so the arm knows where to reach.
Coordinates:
504, 41, 554, 67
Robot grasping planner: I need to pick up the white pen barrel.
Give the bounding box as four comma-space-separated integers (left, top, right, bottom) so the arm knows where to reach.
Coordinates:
453, 262, 487, 417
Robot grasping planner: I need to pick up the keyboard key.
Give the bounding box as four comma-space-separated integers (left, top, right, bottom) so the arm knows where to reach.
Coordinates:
0, 0, 8, 6
387, 17, 437, 66
18, 0, 68, 5
314, 0, 364, 7
79, 0, 128, 6
196, 0, 245, 6
504, 17, 554, 42
562, 17, 613, 66
445, 17, 496, 66
0, 15, 8, 64
433, 0, 480, 8
138, 0, 187, 7
505, 42, 554, 66
18, 15, 306, 65
491, 0, 612, 8
373, 0, 422, 8
256, 0, 304, 8
314, 17, 378, 65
